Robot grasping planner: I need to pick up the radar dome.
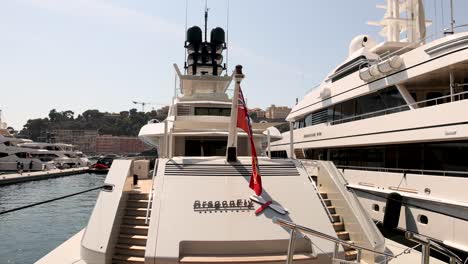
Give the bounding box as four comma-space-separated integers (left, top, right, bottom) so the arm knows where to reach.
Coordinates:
348, 35, 377, 56
210, 27, 225, 44
186, 26, 202, 44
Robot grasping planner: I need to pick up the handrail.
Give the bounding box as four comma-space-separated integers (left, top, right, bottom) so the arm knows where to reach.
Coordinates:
318, 161, 386, 261
272, 217, 393, 264
145, 158, 159, 224
336, 165, 468, 176
298, 160, 335, 223
405, 231, 463, 264
330, 90, 468, 125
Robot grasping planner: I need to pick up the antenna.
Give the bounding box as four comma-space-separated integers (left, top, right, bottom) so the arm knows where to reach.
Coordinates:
225, 0, 230, 75
184, 0, 188, 74
449, 0, 455, 34
204, 0, 209, 42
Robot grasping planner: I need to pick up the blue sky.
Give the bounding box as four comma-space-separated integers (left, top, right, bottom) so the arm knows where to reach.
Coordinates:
1, 0, 467, 129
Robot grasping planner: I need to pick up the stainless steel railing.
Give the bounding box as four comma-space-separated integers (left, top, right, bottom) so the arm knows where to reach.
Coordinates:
273, 217, 393, 264
145, 159, 159, 225
336, 165, 468, 177
405, 232, 463, 264
298, 160, 335, 223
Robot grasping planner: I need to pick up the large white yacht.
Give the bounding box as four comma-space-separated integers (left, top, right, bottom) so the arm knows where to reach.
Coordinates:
18, 142, 89, 168
0, 131, 88, 171
35, 11, 459, 264
270, 0, 468, 254
0, 131, 53, 171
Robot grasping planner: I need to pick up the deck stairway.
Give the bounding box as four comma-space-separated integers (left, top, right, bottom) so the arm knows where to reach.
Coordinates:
320, 192, 358, 262
112, 192, 150, 264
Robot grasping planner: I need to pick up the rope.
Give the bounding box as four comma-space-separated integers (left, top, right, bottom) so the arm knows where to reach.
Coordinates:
0, 185, 104, 215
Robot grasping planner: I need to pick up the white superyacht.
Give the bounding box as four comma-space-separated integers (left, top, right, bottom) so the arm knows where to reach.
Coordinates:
36, 10, 457, 264
270, 0, 468, 254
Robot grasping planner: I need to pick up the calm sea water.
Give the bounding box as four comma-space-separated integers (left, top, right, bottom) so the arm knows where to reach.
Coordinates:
0, 173, 106, 264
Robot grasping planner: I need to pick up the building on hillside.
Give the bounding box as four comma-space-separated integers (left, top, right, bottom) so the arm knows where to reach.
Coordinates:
95, 135, 148, 155
40, 129, 99, 153
248, 108, 266, 119
37, 129, 147, 155
265, 104, 292, 119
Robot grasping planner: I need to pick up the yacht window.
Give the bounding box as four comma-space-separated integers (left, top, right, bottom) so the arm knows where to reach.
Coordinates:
304, 114, 313, 127
356, 92, 384, 117
294, 109, 330, 130
0, 152, 8, 158
426, 92, 444, 106
418, 215, 429, 224
194, 107, 231, 116
331, 86, 409, 125
294, 118, 305, 129
270, 150, 288, 159
15, 152, 30, 159
305, 140, 468, 174
333, 104, 343, 122
380, 87, 408, 113
372, 204, 380, 212
341, 100, 356, 120
331, 56, 370, 83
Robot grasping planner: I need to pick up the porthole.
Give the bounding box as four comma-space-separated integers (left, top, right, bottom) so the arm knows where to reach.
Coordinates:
424, 188, 431, 195
418, 215, 429, 224
372, 204, 380, 212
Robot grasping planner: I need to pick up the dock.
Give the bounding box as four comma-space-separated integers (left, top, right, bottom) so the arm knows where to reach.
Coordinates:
0, 168, 91, 186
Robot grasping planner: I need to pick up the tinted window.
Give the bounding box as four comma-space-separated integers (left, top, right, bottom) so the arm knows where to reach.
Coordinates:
331, 86, 409, 125
304, 140, 468, 173
16, 152, 29, 158
194, 107, 231, 116
270, 150, 288, 158
356, 92, 384, 116
332, 56, 370, 82
304, 114, 313, 127
426, 92, 444, 106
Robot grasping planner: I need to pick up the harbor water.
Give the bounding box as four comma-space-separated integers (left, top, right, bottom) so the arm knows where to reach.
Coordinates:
0, 173, 106, 264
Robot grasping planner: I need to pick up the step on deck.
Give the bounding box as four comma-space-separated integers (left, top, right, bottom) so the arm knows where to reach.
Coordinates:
180, 253, 316, 263
123, 216, 147, 225
120, 224, 149, 236
112, 254, 145, 264
326, 206, 336, 214
323, 199, 332, 206
118, 234, 148, 246
112, 191, 150, 264
126, 208, 150, 217
332, 222, 345, 232
115, 244, 146, 257
345, 250, 358, 261
319, 191, 357, 262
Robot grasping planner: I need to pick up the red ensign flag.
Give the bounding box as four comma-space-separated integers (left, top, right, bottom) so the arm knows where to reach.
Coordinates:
237, 87, 262, 196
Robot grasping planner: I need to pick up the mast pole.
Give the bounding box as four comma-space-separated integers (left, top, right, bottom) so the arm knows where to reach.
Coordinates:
450, 0, 455, 34
204, 0, 208, 42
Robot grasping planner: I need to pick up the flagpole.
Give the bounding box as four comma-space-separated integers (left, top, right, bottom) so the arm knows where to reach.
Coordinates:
226, 65, 244, 162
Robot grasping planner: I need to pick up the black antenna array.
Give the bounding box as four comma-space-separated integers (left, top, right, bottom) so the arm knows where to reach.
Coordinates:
184, 2, 227, 76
